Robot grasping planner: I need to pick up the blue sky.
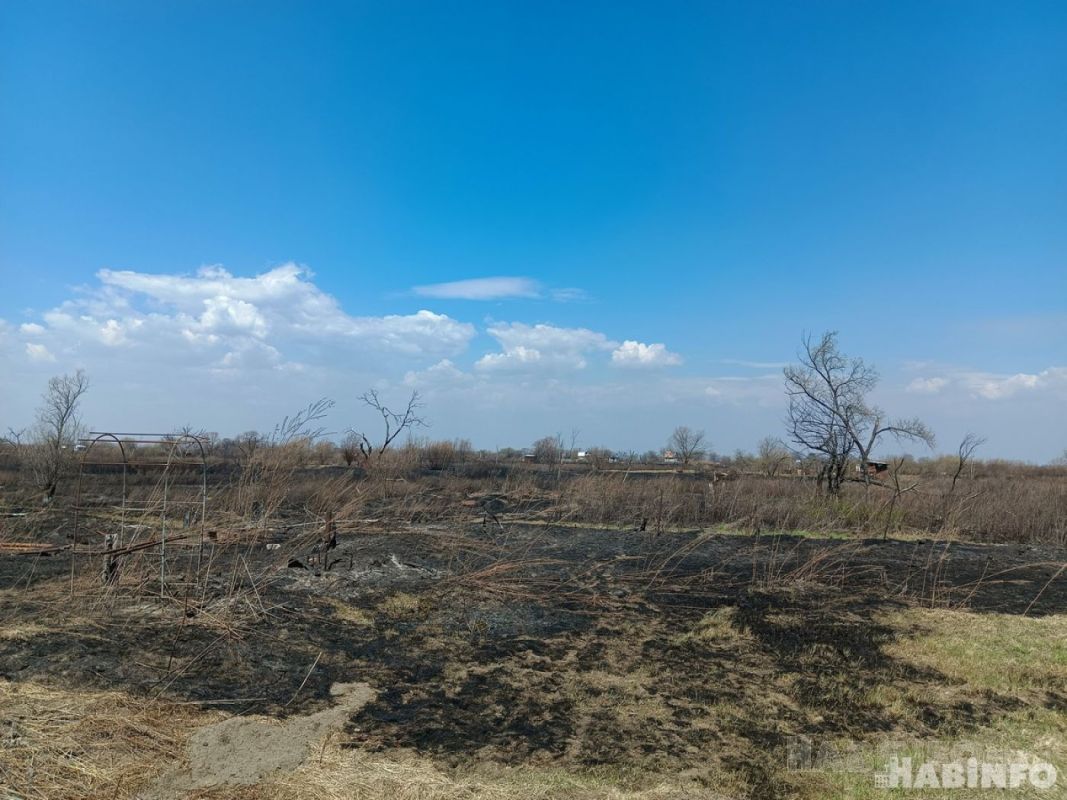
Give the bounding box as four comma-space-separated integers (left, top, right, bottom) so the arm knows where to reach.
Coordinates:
1, 1, 1065, 459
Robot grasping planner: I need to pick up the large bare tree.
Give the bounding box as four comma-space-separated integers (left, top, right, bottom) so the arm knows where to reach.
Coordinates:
784, 332, 933, 494
669, 426, 707, 465
27, 369, 91, 501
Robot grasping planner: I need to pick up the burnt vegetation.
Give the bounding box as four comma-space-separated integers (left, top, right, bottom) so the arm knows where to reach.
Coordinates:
0, 334, 1065, 800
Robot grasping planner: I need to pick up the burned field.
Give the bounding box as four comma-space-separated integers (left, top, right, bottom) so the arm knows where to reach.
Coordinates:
2, 515, 1065, 799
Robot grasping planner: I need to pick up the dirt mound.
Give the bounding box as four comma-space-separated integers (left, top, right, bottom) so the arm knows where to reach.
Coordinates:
142, 681, 375, 798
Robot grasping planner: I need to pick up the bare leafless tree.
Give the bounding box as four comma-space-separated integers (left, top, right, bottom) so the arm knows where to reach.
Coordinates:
586, 447, 614, 470
1, 427, 27, 469
950, 433, 986, 492
881, 456, 921, 540
533, 435, 562, 465
27, 369, 90, 501
235, 431, 264, 467
938, 432, 986, 532
3, 427, 27, 448
564, 428, 579, 459
669, 426, 706, 465
757, 435, 792, 477
348, 390, 426, 464
169, 424, 217, 458
784, 332, 933, 494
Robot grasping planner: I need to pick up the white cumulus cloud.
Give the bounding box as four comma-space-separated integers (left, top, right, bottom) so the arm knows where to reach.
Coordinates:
25, 343, 56, 362
475, 322, 616, 371
13, 263, 476, 371
339, 310, 475, 357
611, 340, 682, 368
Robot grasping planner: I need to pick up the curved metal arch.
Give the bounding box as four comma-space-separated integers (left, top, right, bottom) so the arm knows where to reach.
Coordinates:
72, 433, 132, 590
70, 431, 211, 596
158, 433, 210, 587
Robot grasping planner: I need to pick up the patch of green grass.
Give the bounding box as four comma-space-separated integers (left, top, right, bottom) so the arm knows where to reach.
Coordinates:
886, 608, 1067, 695
786, 608, 1067, 800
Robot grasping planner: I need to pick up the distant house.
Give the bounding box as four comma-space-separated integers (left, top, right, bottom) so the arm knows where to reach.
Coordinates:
662, 449, 679, 465
859, 460, 889, 478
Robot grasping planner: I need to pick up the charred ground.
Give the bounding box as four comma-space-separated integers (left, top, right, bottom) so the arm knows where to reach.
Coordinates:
2, 520, 1064, 798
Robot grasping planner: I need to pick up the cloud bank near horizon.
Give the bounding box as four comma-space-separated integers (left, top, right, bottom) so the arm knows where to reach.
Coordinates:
1, 264, 1063, 461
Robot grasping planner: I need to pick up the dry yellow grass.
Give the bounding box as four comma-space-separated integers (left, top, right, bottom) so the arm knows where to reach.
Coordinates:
324, 597, 375, 626
0, 677, 736, 800
190, 743, 731, 800
376, 591, 427, 620
0, 622, 50, 641
672, 606, 753, 645
0, 679, 216, 800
